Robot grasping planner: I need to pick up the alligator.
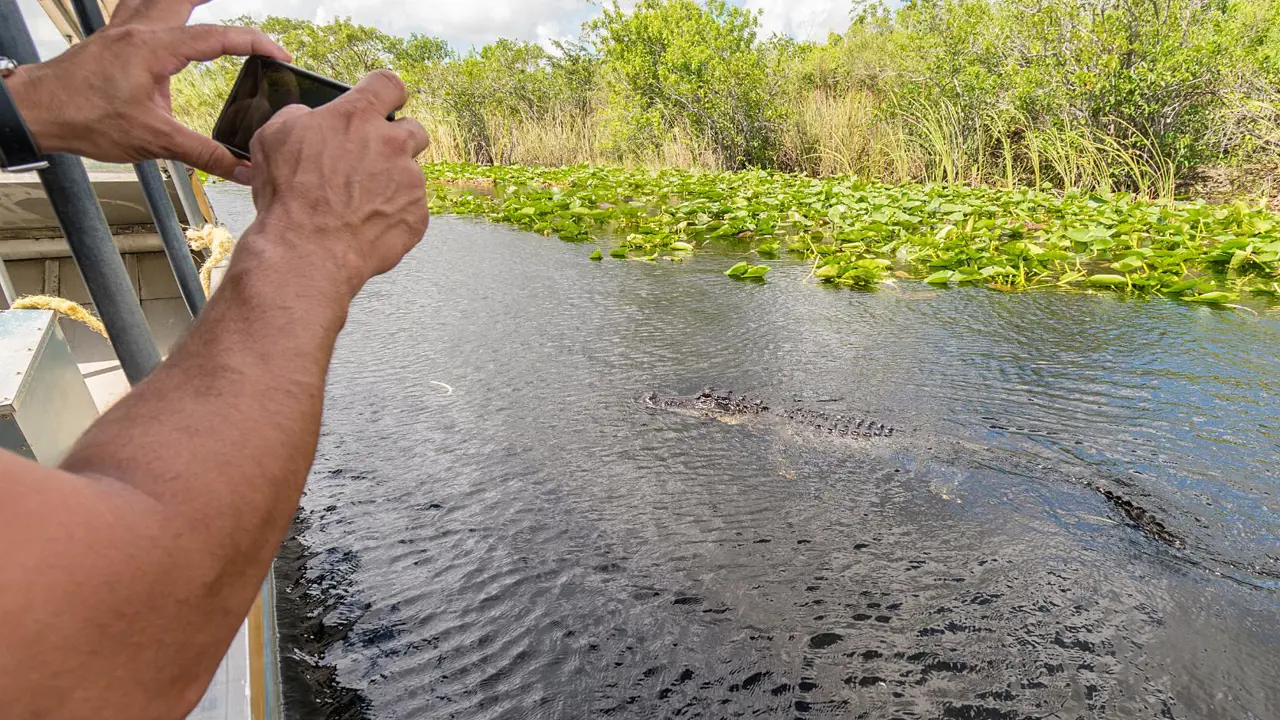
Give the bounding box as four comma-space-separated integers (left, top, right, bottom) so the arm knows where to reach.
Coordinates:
643, 388, 896, 438
643, 388, 1183, 548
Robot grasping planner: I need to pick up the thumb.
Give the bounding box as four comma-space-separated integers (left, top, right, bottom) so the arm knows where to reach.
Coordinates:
160, 121, 248, 183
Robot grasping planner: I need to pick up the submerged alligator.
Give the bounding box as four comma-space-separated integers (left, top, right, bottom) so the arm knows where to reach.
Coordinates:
643, 388, 1183, 548
643, 388, 896, 438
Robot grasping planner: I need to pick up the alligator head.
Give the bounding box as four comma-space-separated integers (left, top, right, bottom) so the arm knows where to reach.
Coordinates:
643, 388, 769, 418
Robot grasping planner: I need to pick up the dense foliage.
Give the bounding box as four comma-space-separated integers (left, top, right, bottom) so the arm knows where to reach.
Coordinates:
426, 162, 1280, 305
173, 0, 1280, 198
588, 0, 777, 168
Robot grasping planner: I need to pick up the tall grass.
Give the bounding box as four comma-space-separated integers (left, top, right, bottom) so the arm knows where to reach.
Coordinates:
765, 90, 1184, 198
171, 64, 233, 138
174, 65, 1203, 200
413, 106, 716, 171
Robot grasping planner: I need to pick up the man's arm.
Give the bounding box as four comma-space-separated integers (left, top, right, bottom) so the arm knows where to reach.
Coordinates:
0, 239, 348, 717
0, 37, 428, 720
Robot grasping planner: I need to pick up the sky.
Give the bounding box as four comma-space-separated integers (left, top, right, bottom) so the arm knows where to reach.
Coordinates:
16, 0, 853, 60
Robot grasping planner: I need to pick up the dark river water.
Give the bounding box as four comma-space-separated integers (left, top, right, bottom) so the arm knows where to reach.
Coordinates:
208, 186, 1278, 720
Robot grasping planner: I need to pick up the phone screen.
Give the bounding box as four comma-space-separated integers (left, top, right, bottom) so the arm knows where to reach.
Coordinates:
211, 56, 349, 160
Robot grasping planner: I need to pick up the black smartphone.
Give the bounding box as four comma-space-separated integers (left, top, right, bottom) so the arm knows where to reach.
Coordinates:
211, 56, 351, 160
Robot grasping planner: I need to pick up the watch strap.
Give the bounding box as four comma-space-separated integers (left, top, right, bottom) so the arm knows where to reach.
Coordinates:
0, 75, 48, 172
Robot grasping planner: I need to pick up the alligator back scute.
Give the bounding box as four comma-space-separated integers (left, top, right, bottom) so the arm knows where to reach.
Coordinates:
778, 408, 896, 438
1088, 482, 1185, 548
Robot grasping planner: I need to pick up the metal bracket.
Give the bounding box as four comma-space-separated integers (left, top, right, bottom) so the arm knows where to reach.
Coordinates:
0, 410, 34, 459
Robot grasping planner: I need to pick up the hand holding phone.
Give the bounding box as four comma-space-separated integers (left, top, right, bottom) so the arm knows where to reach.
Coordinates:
213, 56, 360, 160
239, 70, 430, 296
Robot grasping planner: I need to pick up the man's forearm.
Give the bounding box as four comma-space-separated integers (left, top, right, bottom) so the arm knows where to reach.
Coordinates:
63, 225, 351, 520
0, 222, 355, 718
61, 221, 354, 637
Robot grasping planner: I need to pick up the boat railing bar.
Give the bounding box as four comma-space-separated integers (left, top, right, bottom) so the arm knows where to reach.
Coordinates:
0, 0, 161, 385
68, 0, 206, 318
133, 160, 207, 316
166, 160, 215, 227
0, 256, 16, 307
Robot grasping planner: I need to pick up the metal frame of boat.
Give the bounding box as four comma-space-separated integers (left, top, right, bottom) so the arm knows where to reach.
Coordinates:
0, 2, 283, 718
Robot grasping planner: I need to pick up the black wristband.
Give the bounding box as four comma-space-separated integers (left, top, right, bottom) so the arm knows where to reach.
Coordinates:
0, 74, 48, 172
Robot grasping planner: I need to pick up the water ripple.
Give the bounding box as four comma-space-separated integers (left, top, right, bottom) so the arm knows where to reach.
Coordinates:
209, 186, 1279, 720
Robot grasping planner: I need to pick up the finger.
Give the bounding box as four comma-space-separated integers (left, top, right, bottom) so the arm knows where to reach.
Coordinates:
157, 120, 243, 180
336, 70, 407, 118
167, 25, 292, 66
262, 103, 311, 128
391, 117, 430, 157
247, 103, 310, 155
112, 0, 204, 28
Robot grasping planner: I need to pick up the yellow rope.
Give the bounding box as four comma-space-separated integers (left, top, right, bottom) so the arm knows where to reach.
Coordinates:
10, 295, 108, 338
6, 224, 238, 338
185, 224, 237, 296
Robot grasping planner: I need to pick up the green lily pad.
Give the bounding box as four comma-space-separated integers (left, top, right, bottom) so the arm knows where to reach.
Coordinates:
815, 264, 842, 279
1087, 274, 1130, 288
424, 161, 1280, 312
1183, 292, 1235, 303
1111, 257, 1145, 273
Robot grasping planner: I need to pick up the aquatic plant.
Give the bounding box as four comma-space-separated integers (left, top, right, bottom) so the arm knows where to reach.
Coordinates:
426, 162, 1280, 305
725, 262, 770, 279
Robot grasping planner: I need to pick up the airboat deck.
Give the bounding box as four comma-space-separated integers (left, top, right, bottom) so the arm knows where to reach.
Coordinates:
0, 170, 204, 407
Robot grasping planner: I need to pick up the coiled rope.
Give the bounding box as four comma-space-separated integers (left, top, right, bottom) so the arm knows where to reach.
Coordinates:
6, 224, 237, 339
185, 224, 237, 296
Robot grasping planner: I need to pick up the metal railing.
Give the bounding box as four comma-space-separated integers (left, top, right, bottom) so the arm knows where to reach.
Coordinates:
0, 255, 16, 308
67, 0, 206, 319
0, 0, 208, 384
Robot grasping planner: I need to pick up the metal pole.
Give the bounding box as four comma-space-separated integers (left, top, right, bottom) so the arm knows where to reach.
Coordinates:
0, 256, 15, 308
0, 0, 161, 384
134, 162, 206, 315
67, 0, 105, 28
67, 0, 205, 318
165, 160, 215, 226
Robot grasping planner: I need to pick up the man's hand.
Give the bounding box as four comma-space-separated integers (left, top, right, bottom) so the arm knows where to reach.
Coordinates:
5, 0, 290, 183
238, 70, 430, 295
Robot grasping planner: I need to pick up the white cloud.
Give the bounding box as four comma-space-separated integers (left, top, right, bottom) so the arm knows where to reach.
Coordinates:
189, 0, 852, 50
190, 0, 602, 51
744, 0, 851, 42
12, 0, 854, 60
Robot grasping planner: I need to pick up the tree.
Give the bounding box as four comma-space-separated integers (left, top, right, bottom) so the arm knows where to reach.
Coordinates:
588, 0, 779, 169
